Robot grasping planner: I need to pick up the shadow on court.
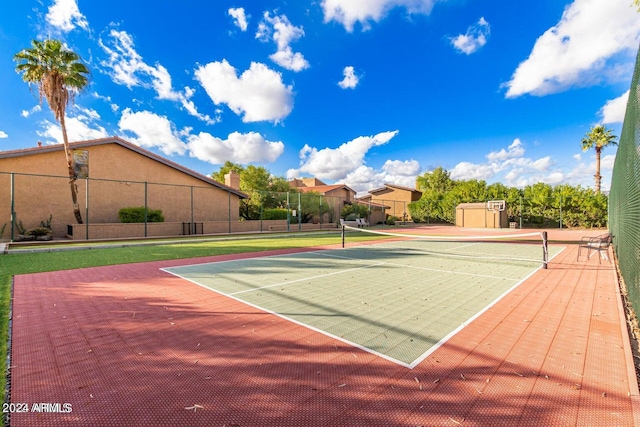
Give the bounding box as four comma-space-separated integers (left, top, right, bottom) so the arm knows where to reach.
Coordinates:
8, 240, 639, 426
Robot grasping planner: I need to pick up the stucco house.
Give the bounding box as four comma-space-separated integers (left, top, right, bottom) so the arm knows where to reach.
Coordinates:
0, 137, 248, 239
359, 184, 422, 221
289, 178, 357, 224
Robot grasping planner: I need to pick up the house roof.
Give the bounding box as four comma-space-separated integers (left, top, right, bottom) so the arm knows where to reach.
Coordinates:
0, 136, 249, 199
368, 183, 422, 196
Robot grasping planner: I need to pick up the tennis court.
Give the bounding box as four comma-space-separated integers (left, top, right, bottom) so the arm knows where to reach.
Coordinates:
163, 234, 561, 367
7, 227, 640, 426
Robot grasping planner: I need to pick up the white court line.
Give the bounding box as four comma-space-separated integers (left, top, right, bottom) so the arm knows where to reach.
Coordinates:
316, 251, 521, 282
162, 266, 414, 368
228, 262, 386, 296
407, 246, 566, 368
161, 245, 566, 369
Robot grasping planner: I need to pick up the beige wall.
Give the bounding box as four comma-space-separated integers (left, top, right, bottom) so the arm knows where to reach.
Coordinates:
370, 188, 420, 220
0, 143, 241, 238
455, 205, 508, 228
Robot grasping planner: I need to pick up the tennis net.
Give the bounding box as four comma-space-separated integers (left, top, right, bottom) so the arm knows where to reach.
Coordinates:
341, 225, 549, 268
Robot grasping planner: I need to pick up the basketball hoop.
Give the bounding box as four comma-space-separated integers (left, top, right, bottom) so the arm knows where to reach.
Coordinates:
487, 200, 506, 212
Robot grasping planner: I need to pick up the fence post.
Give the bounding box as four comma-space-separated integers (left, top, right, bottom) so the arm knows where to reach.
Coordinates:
519, 197, 523, 229
559, 195, 562, 229
85, 178, 89, 240
190, 186, 195, 234
10, 172, 14, 242
144, 181, 148, 238
298, 192, 301, 231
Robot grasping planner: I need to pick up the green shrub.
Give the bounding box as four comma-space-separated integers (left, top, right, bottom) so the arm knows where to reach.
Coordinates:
385, 215, 397, 225
118, 207, 165, 223
262, 208, 289, 221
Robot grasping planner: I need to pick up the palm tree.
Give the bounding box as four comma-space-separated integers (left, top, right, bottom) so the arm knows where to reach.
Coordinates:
580, 124, 618, 194
14, 39, 90, 224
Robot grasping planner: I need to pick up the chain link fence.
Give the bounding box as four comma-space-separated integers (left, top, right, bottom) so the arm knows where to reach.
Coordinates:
608, 45, 640, 319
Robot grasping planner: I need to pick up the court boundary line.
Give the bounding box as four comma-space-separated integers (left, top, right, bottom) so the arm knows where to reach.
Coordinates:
161, 245, 566, 369
161, 267, 413, 368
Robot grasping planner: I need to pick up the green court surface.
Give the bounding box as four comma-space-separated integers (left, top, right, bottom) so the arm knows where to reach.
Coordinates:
163, 240, 563, 368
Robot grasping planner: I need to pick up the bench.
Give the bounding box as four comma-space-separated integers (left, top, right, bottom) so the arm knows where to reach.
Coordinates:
340, 219, 360, 228
577, 233, 613, 263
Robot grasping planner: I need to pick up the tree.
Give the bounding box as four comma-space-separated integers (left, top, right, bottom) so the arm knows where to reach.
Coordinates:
416, 167, 453, 193
580, 125, 618, 193
211, 163, 293, 220
14, 39, 90, 224
211, 161, 244, 183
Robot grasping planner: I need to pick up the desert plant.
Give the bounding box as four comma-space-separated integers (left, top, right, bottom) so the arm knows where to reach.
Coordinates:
39, 214, 53, 229
25, 227, 53, 237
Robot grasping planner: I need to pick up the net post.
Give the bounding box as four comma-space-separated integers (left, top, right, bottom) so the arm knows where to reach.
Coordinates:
542, 231, 548, 269
341, 225, 345, 248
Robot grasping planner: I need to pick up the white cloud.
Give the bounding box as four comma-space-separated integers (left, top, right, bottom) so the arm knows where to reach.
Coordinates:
99, 29, 215, 124
286, 130, 399, 181
118, 109, 188, 156
257, 12, 309, 72
565, 152, 616, 190
187, 131, 284, 164
21, 105, 42, 118
338, 66, 360, 89
450, 162, 496, 181
486, 138, 525, 162
0, 131, 8, 139
449, 138, 560, 187
195, 60, 294, 123
600, 90, 629, 124
93, 91, 119, 113
451, 17, 490, 55
321, 0, 439, 32
228, 7, 249, 31
39, 117, 108, 144
505, 0, 640, 98
46, 0, 89, 33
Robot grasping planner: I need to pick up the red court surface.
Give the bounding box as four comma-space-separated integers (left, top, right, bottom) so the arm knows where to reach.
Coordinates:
8, 229, 640, 426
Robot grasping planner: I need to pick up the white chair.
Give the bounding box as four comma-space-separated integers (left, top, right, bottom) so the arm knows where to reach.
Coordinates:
356, 218, 369, 227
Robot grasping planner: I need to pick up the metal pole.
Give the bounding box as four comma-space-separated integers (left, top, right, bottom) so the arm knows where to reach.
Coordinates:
144, 181, 148, 238
559, 195, 563, 229
228, 189, 231, 234
341, 225, 345, 248
298, 192, 301, 231
542, 231, 548, 269
519, 196, 523, 229
10, 172, 14, 242
287, 192, 290, 232
85, 178, 89, 240
190, 186, 194, 234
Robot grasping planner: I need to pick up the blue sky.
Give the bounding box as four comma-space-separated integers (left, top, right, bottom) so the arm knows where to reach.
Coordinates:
0, 0, 637, 194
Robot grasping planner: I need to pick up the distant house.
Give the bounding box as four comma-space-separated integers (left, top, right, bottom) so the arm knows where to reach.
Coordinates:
360, 184, 422, 221
289, 177, 357, 224
0, 137, 248, 239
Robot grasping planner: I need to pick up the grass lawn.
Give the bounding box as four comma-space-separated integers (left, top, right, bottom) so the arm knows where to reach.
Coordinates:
0, 231, 390, 424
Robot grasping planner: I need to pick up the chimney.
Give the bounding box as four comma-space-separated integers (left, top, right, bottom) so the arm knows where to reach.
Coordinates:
37, 141, 42, 147
224, 170, 240, 190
